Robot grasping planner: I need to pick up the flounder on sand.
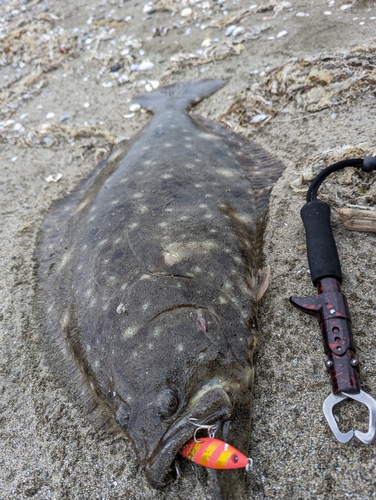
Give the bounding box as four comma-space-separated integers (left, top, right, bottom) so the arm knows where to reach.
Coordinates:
37, 80, 284, 499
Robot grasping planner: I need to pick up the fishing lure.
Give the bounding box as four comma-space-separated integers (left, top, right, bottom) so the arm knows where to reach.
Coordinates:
180, 437, 253, 471
290, 156, 376, 444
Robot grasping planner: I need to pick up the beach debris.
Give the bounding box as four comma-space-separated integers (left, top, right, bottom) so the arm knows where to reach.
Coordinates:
46, 173, 63, 183
338, 208, 376, 233
221, 40, 376, 130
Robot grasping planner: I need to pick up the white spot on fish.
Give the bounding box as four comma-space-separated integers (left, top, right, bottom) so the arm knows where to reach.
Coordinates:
161, 173, 172, 179
142, 303, 149, 311
219, 296, 227, 304
98, 239, 108, 246
121, 283, 128, 290
215, 168, 235, 177
148, 343, 154, 349
124, 326, 138, 339
132, 192, 143, 199
194, 183, 202, 188
153, 327, 161, 337
164, 143, 172, 147
177, 343, 184, 351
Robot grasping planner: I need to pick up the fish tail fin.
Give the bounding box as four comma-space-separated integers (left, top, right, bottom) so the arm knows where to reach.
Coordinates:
133, 79, 227, 113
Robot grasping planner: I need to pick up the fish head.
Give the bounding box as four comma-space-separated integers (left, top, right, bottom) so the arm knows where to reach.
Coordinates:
111, 304, 253, 489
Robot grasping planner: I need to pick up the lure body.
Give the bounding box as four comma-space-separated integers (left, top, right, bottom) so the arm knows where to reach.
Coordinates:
180, 437, 252, 471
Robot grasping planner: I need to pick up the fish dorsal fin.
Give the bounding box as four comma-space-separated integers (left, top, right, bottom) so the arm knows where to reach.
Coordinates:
253, 266, 271, 302
133, 79, 227, 114
191, 115, 285, 221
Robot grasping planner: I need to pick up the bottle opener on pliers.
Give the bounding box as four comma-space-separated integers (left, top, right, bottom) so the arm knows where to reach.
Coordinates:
290, 156, 376, 444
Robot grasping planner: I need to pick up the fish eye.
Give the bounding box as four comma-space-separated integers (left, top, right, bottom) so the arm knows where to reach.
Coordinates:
115, 402, 130, 427
157, 388, 179, 418
232, 455, 239, 463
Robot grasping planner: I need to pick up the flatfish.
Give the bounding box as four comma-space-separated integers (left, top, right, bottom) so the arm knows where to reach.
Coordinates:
36, 80, 285, 499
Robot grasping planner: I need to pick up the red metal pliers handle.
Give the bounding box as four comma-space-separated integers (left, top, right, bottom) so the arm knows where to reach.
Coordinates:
290, 156, 376, 444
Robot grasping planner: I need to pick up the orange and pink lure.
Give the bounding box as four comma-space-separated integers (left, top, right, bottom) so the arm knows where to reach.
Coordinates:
180, 437, 253, 471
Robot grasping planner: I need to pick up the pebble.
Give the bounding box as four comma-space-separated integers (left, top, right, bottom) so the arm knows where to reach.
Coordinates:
129, 104, 141, 112
46, 112, 55, 119
83, 102, 90, 108
46, 173, 62, 183
181, 8, 192, 17
11, 156, 18, 162
124, 113, 135, 119
277, 30, 288, 38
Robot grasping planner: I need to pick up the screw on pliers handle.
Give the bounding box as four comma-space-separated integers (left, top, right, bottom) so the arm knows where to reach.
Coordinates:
290, 156, 376, 444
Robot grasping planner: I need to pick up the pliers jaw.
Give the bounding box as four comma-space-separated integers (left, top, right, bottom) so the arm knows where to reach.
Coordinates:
323, 390, 376, 445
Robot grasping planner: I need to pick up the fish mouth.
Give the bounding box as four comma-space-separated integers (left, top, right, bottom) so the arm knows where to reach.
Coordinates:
145, 386, 232, 488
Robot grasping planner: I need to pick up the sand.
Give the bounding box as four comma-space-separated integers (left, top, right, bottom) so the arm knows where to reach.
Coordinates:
1, 0, 376, 498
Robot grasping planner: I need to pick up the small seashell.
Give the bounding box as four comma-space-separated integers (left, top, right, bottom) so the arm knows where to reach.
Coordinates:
251, 113, 268, 123
84, 102, 90, 108
201, 38, 211, 47
225, 25, 237, 36
60, 114, 71, 122
13, 123, 25, 133
276, 30, 288, 38
232, 26, 244, 37
324, 11, 332, 15
46, 173, 62, 183
118, 74, 130, 84
181, 7, 192, 17
129, 104, 141, 112
124, 113, 135, 119
43, 137, 55, 147
143, 4, 155, 14
125, 15, 132, 21
139, 61, 155, 71
46, 112, 55, 119
121, 48, 130, 56
102, 82, 113, 88
145, 84, 153, 92
148, 80, 160, 89
11, 156, 18, 162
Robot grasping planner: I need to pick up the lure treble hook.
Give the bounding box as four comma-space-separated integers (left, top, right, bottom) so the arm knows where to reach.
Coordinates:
290, 156, 376, 444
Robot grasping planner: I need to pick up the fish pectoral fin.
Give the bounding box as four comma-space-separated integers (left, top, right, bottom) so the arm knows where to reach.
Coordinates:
252, 266, 270, 302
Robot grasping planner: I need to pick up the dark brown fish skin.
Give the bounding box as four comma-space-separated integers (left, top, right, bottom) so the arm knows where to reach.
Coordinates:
36, 80, 285, 499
